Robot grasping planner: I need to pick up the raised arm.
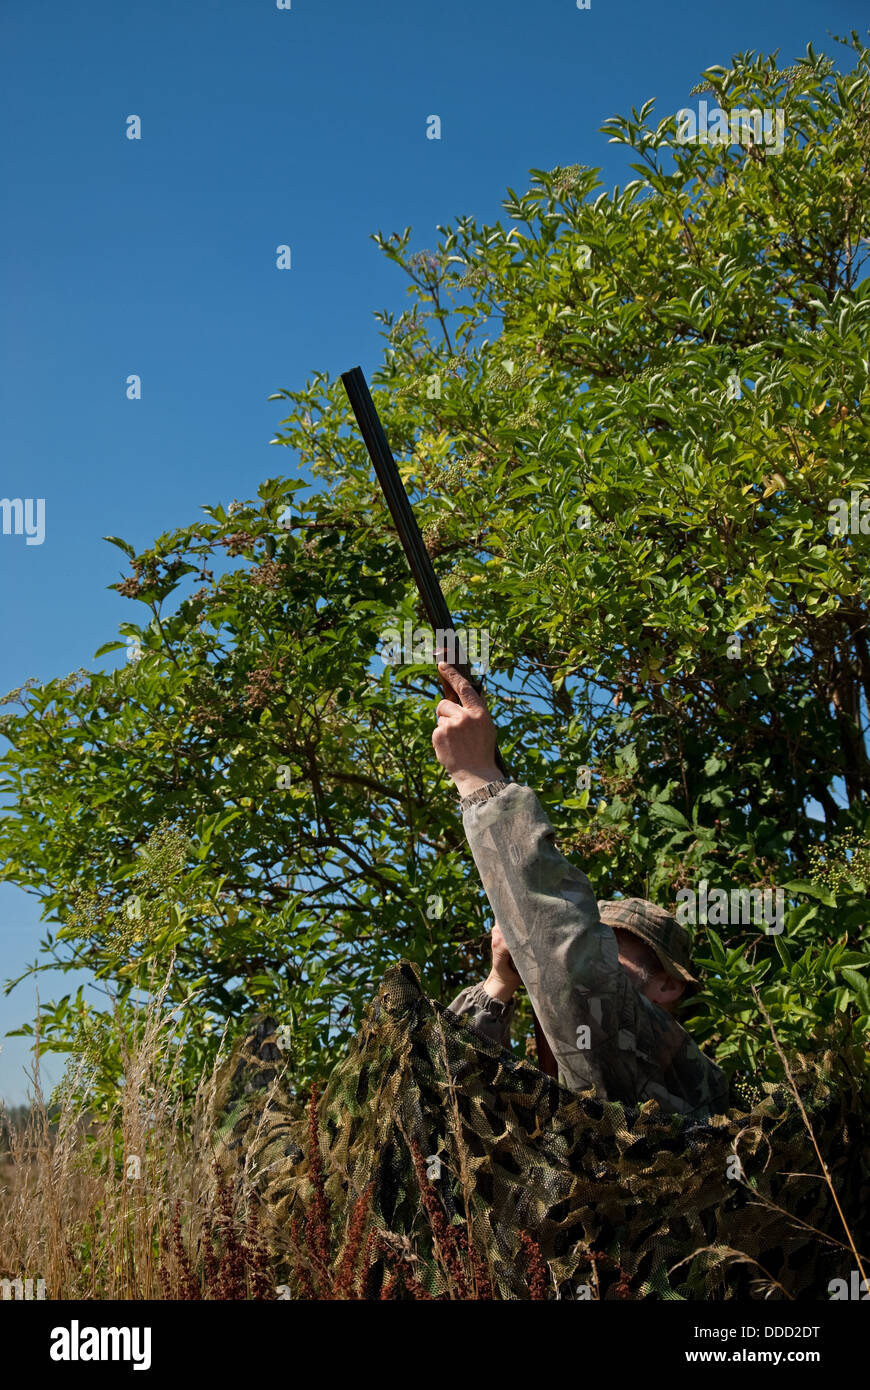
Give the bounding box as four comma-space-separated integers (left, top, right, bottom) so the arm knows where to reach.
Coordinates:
460, 780, 628, 1093
431, 661, 626, 1090
432, 663, 727, 1118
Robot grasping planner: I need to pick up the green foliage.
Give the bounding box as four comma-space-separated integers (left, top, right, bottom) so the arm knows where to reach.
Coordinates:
2, 38, 869, 1102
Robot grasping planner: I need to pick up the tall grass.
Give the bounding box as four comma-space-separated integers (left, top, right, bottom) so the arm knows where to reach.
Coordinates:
0, 973, 272, 1300
7, 965, 852, 1300
0, 973, 547, 1299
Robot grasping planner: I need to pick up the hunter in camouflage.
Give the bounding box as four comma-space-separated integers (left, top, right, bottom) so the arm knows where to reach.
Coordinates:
212, 673, 865, 1300
432, 662, 728, 1124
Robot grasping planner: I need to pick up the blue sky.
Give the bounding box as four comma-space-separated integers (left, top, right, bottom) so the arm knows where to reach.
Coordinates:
1, 0, 863, 1103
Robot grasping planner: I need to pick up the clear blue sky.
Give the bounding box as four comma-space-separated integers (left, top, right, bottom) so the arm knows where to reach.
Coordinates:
1, 0, 863, 1103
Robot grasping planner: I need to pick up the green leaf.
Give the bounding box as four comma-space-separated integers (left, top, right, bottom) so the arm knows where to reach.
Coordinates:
103, 535, 136, 559
774, 936, 793, 971
780, 880, 837, 907
649, 803, 691, 829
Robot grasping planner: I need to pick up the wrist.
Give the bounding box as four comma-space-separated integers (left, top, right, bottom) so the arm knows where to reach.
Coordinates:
451, 766, 504, 799
483, 972, 517, 1004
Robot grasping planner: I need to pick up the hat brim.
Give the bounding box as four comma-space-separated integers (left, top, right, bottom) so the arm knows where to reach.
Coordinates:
609, 921, 702, 996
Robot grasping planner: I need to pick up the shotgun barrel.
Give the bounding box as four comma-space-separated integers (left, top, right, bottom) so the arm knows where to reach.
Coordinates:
340, 366, 558, 1080
340, 365, 508, 774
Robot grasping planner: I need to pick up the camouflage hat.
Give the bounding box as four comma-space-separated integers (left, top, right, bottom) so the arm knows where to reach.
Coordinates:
597, 898, 701, 996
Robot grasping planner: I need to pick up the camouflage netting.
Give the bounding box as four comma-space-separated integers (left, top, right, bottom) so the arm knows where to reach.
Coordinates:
214, 963, 869, 1299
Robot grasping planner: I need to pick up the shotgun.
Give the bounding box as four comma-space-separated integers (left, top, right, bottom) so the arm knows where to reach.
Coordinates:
339, 365, 558, 1080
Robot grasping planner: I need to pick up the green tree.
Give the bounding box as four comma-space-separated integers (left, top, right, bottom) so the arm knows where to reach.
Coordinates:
2, 38, 869, 1108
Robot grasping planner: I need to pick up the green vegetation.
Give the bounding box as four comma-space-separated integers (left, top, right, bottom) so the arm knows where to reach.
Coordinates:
1, 38, 869, 1117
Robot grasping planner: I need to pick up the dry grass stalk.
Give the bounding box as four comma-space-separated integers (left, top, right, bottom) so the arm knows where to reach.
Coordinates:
750, 985, 866, 1287
0, 964, 273, 1300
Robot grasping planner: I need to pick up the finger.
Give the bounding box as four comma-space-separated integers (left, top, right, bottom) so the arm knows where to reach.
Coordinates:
434, 649, 462, 703
437, 661, 485, 711
435, 699, 463, 721
439, 671, 461, 704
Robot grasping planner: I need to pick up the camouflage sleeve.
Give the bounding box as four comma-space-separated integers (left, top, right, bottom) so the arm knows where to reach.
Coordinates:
446, 982, 515, 1050
460, 782, 728, 1120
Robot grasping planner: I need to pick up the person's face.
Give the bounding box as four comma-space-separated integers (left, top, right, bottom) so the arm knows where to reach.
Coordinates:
612, 928, 685, 1012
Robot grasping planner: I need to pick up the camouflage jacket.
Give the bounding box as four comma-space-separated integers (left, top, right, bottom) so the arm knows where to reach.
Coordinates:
446, 782, 729, 1124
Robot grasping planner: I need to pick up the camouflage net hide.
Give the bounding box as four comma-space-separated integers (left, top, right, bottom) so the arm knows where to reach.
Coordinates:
214, 963, 869, 1299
